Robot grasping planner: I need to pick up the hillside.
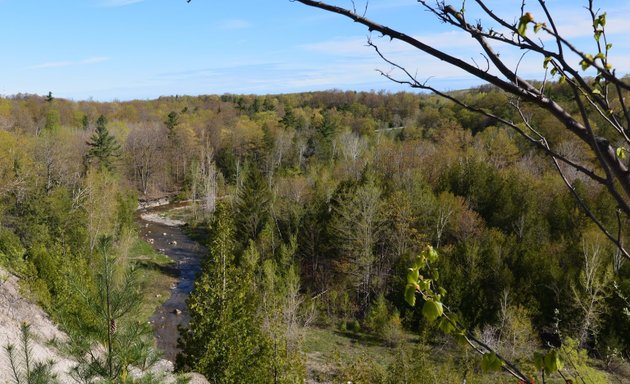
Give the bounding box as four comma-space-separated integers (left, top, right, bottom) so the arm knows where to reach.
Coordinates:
0, 269, 75, 383
0, 88, 628, 382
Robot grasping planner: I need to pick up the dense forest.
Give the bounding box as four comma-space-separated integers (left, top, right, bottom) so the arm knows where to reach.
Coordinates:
0, 86, 628, 382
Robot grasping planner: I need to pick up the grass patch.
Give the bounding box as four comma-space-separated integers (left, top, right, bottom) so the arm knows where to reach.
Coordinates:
128, 237, 176, 323
159, 206, 195, 223
303, 326, 403, 381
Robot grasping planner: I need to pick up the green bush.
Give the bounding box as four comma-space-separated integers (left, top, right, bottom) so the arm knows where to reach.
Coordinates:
348, 319, 361, 333
364, 293, 389, 334
0, 227, 26, 272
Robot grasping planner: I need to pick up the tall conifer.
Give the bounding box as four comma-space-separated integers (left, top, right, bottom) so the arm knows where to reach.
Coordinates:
177, 202, 272, 383
85, 115, 121, 171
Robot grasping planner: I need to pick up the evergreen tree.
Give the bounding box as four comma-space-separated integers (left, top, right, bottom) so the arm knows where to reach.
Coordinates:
85, 115, 121, 171
5, 323, 60, 384
69, 236, 153, 382
176, 202, 272, 383
81, 114, 89, 130
165, 111, 180, 140
235, 164, 271, 243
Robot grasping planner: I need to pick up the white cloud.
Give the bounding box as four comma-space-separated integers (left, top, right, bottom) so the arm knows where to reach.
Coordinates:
301, 30, 477, 57
28, 57, 110, 70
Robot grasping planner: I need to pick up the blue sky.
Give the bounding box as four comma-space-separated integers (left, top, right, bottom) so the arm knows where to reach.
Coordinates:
1, 0, 630, 101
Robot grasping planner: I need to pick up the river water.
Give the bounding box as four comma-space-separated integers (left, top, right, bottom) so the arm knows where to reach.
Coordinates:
136, 204, 206, 362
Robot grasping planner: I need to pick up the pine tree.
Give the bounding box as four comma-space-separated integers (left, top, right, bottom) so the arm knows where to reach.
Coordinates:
176, 202, 272, 383
68, 236, 153, 383
5, 323, 59, 384
85, 115, 121, 171
165, 111, 180, 140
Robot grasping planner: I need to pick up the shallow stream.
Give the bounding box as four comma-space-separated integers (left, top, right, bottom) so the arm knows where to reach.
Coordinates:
136, 203, 205, 362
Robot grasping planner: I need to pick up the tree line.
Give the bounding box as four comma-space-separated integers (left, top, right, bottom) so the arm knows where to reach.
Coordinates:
0, 86, 628, 381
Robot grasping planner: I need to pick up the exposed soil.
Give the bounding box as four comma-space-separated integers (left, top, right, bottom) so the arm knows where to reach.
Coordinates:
0, 202, 205, 383
137, 204, 206, 362
0, 270, 76, 383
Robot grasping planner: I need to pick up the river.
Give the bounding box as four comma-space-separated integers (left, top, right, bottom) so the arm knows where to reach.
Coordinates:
136, 203, 206, 362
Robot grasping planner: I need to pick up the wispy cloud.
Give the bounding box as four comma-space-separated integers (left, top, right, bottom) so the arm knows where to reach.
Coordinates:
217, 19, 252, 30
80, 57, 110, 65
29, 61, 74, 69
301, 31, 477, 56
28, 57, 110, 69
99, 0, 143, 7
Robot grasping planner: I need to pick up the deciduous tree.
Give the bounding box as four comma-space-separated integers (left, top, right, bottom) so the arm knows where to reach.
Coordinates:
295, 0, 630, 261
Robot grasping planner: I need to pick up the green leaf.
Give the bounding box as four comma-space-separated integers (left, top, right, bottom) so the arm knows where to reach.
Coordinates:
517, 21, 527, 37
581, 54, 594, 71
418, 279, 431, 292
438, 287, 447, 296
438, 317, 455, 334
422, 300, 444, 322
407, 267, 419, 285
426, 246, 439, 263
480, 352, 503, 372
592, 89, 602, 95
412, 254, 425, 269
543, 349, 563, 374
598, 13, 607, 27
534, 352, 545, 370
543, 56, 552, 69
617, 147, 626, 160
404, 284, 417, 307
606, 43, 613, 50
517, 12, 534, 37
431, 268, 440, 281
454, 331, 467, 346
534, 23, 543, 33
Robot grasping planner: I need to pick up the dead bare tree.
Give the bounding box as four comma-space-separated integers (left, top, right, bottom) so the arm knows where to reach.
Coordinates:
293, 0, 630, 262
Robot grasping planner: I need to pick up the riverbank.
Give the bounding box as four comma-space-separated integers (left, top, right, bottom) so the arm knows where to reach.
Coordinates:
137, 203, 206, 362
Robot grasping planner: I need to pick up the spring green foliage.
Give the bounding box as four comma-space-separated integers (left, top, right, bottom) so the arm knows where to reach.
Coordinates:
44, 109, 61, 132
405, 245, 612, 382
0, 87, 628, 381
0, 228, 26, 274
